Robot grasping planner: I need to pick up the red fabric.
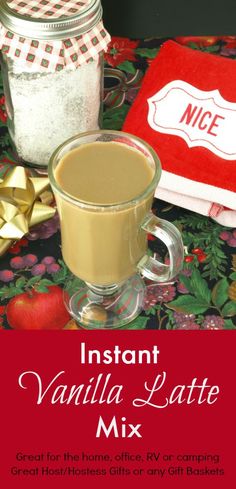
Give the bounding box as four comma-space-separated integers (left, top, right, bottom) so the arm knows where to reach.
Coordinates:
123, 40, 236, 193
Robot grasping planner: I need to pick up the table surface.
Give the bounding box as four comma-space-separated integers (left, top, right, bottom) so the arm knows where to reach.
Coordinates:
0, 36, 236, 330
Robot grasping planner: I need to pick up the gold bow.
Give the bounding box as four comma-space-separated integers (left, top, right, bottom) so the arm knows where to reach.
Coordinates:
0, 166, 56, 256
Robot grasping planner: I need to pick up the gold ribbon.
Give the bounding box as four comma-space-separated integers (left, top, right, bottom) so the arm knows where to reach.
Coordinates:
0, 166, 56, 256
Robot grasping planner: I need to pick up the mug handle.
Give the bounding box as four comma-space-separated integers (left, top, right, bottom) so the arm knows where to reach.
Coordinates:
138, 212, 184, 282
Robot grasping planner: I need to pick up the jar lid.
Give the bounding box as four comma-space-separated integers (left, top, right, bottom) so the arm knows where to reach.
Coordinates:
0, 0, 110, 71
0, 0, 102, 40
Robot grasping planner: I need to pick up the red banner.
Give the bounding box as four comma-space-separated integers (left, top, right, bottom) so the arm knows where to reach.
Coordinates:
0, 331, 234, 488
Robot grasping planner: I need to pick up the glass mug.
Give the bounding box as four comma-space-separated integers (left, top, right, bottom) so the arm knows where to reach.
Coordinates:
48, 130, 184, 329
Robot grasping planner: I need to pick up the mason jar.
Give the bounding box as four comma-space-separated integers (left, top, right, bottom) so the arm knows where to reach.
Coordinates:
0, 0, 110, 168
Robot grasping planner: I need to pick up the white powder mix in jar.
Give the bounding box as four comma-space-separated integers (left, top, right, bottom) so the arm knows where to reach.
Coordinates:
0, 0, 110, 168
8, 59, 101, 166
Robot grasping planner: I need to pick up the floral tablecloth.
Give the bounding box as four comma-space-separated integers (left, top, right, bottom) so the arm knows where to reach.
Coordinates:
0, 36, 236, 330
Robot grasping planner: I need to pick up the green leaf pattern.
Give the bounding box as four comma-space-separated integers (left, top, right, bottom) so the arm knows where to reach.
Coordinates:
0, 36, 236, 329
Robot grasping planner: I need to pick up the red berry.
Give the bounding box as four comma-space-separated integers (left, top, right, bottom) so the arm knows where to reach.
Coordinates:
10, 256, 24, 269
227, 238, 236, 247
20, 238, 28, 247
197, 253, 207, 262
9, 243, 21, 254
0, 108, 7, 123
31, 264, 46, 276
8, 238, 28, 254
47, 263, 60, 274
41, 256, 56, 266
0, 270, 14, 282
220, 231, 231, 241
147, 233, 156, 241
23, 254, 38, 266
184, 255, 194, 263
192, 248, 203, 255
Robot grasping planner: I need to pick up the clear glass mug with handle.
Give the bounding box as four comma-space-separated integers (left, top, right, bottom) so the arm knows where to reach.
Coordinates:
48, 130, 184, 329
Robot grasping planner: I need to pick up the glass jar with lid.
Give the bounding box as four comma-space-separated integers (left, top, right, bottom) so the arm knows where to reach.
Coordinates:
0, 0, 110, 168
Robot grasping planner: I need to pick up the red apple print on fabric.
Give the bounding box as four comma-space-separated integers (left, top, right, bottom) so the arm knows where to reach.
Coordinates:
0, 305, 5, 329
0, 256, 70, 329
6, 285, 70, 330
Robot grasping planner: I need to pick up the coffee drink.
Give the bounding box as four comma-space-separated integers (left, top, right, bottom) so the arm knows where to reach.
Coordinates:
54, 141, 155, 285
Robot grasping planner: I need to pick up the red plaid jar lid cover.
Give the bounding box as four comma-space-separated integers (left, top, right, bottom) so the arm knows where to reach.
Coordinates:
0, 0, 111, 71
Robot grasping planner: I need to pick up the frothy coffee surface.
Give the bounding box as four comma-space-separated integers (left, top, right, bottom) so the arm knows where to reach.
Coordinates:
55, 141, 154, 204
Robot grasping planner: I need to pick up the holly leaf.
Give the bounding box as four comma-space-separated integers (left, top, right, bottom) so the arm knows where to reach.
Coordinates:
222, 301, 236, 317
27, 276, 42, 287
0, 286, 9, 298
35, 285, 50, 293
188, 42, 201, 50
136, 47, 159, 59
205, 45, 221, 53
168, 295, 209, 314
145, 306, 157, 316
39, 279, 54, 287
12, 288, 27, 297
166, 320, 174, 330
116, 60, 136, 74
0, 285, 23, 299
52, 260, 69, 284
121, 316, 148, 330
178, 274, 193, 294
211, 278, 229, 307
15, 277, 27, 289
103, 105, 129, 130
224, 319, 236, 329
190, 269, 211, 303
65, 276, 84, 297
230, 272, 236, 280
214, 248, 227, 259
